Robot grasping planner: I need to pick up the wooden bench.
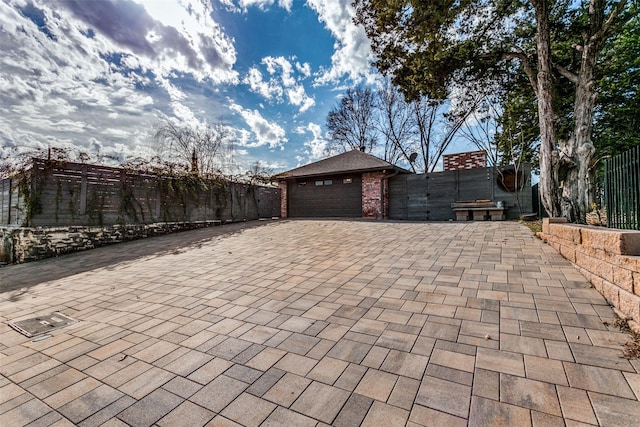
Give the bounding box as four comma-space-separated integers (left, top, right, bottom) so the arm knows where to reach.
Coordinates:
451, 201, 505, 221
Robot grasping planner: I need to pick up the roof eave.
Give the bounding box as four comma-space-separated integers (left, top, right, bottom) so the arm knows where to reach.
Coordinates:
277, 165, 411, 180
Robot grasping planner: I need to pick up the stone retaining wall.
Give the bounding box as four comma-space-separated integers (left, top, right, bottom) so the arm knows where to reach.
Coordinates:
0, 220, 228, 265
540, 218, 640, 329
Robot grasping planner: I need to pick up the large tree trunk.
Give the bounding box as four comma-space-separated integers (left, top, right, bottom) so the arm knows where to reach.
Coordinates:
560, 47, 597, 223
558, 0, 604, 223
535, 0, 561, 217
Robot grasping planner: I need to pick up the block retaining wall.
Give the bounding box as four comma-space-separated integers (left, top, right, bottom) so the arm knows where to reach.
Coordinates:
540, 218, 640, 330
0, 220, 230, 265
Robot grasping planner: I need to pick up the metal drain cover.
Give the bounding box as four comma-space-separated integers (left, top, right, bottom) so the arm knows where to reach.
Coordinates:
8, 312, 77, 337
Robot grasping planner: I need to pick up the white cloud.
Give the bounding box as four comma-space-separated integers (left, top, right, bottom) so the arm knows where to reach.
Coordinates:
306, 0, 377, 85
278, 0, 293, 11
232, 0, 292, 12
243, 67, 284, 100
287, 86, 315, 112
299, 122, 328, 161
263, 56, 296, 87
296, 61, 312, 78
63, 0, 239, 84
219, 0, 240, 12
155, 77, 203, 128
229, 101, 287, 148
0, 0, 239, 161
243, 56, 315, 113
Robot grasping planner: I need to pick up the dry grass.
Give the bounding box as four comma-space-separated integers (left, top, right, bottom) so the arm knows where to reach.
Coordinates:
622, 340, 640, 359
519, 219, 542, 235
614, 317, 640, 359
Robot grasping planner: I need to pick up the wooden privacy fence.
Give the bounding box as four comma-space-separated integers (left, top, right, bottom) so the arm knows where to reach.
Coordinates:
388, 164, 533, 221
604, 145, 640, 230
0, 159, 280, 227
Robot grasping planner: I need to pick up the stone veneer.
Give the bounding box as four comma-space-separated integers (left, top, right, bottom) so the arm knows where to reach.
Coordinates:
540, 218, 640, 330
278, 180, 288, 219
362, 172, 386, 219
0, 221, 226, 265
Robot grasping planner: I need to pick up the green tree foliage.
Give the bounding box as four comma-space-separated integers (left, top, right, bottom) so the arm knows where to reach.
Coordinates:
355, 0, 637, 223
492, 78, 542, 170
492, 3, 639, 173
593, 17, 640, 157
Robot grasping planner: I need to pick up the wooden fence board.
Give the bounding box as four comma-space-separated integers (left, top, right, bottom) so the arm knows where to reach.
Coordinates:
388, 165, 533, 221
1, 159, 281, 227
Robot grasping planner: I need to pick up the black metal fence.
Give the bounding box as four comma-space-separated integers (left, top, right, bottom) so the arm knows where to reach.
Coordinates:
604, 145, 640, 230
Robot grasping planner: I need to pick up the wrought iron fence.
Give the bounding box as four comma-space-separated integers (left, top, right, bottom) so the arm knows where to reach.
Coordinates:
604, 145, 640, 230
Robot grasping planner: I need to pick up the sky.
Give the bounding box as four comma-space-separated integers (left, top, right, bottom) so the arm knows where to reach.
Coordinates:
0, 0, 474, 175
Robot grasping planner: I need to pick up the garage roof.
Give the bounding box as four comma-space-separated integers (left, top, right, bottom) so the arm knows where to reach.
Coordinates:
277, 149, 410, 179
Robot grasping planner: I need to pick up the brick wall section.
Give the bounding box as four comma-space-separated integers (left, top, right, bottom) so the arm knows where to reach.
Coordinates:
362, 172, 385, 219
540, 218, 640, 328
278, 181, 288, 218
443, 150, 487, 171
383, 178, 390, 220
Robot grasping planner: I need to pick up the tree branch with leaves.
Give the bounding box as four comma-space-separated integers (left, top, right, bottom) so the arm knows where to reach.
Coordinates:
354, 0, 638, 223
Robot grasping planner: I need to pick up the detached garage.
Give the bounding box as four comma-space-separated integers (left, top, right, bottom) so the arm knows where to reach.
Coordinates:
277, 150, 409, 219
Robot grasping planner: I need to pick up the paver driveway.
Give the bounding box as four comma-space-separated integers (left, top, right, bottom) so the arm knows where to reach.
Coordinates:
1, 220, 640, 426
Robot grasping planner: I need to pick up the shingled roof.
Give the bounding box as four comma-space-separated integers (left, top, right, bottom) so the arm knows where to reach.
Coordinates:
277, 149, 410, 179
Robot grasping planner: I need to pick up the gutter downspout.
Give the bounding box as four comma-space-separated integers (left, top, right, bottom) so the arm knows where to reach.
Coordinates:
380, 170, 400, 220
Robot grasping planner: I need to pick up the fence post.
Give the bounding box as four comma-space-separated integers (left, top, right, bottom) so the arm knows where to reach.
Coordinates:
80, 165, 87, 215
244, 185, 248, 220
229, 183, 233, 221
7, 178, 11, 225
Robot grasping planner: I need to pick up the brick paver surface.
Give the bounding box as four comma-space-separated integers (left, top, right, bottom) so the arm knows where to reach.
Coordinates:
1, 220, 640, 426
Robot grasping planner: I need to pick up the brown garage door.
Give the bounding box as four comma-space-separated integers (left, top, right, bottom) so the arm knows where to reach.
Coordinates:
288, 175, 362, 217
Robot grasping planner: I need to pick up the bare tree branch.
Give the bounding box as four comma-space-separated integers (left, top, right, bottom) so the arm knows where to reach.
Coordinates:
376, 81, 417, 170
326, 86, 378, 153
154, 121, 228, 176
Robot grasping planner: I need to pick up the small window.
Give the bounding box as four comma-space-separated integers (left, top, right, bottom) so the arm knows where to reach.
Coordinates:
315, 180, 324, 186
298, 181, 307, 187
343, 178, 352, 184
324, 179, 333, 185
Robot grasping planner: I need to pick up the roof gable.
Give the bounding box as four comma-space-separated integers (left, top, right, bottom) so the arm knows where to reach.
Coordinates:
278, 150, 409, 179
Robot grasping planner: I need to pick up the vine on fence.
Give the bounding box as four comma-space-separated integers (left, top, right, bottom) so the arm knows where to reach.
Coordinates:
86, 189, 105, 226
15, 160, 58, 226
3, 152, 274, 226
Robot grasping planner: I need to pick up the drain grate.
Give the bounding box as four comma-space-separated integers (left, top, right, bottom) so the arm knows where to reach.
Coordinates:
8, 312, 77, 337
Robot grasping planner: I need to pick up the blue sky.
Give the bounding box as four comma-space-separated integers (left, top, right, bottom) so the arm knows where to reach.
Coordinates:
0, 0, 473, 175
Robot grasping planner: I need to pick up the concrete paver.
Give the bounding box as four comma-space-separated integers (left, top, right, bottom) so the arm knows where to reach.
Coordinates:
1, 219, 640, 425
